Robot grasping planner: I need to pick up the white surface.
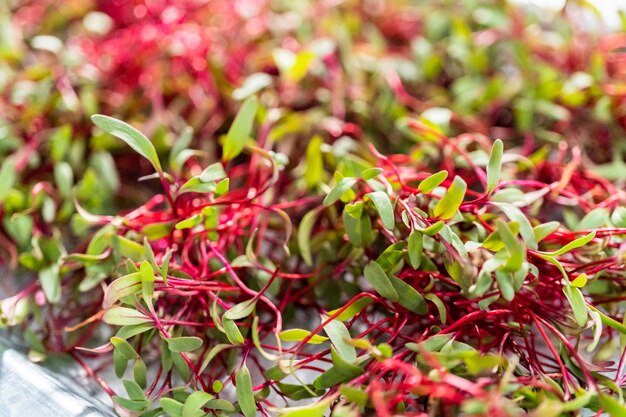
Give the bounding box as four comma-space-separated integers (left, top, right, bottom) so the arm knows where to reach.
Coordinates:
0, 348, 114, 417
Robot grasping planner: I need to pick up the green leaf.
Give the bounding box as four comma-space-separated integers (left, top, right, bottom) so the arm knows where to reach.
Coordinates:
166, 336, 203, 352
611, 207, 626, 227
54, 162, 73, 198
123, 379, 145, 401
111, 336, 138, 360
497, 220, 524, 272
223, 318, 244, 345
143, 238, 160, 272
199, 162, 227, 183
49, 124, 72, 161
486, 139, 503, 193
233, 73, 272, 100
561, 391, 593, 412
327, 296, 373, 321
0, 157, 16, 203
103, 272, 141, 309
223, 299, 257, 321
39, 264, 61, 304
367, 191, 395, 230
4, 214, 33, 249
495, 271, 515, 301
206, 399, 235, 411
588, 306, 626, 334
599, 393, 626, 417
115, 323, 155, 339
182, 391, 214, 417
175, 214, 202, 230
212, 380, 223, 393
113, 349, 128, 378
161, 340, 172, 373
425, 293, 447, 324
533, 221, 560, 243
172, 352, 191, 381
433, 176, 466, 219
91, 115, 162, 173
422, 221, 445, 236
543, 231, 596, 257
214, 178, 229, 196
493, 203, 537, 249
576, 208, 609, 231
563, 286, 587, 326
115, 236, 145, 261
198, 344, 232, 374
407, 230, 423, 269
305, 136, 323, 188
275, 382, 322, 400
339, 387, 368, 407
288, 50, 316, 81
323, 319, 356, 363
178, 177, 216, 195
223, 96, 258, 161
277, 399, 331, 417
390, 276, 427, 314
161, 249, 173, 285
133, 358, 147, 388
103, 307, 152, 326
343, 209, 363, 247
313, 347, 363, 389
361, 167, 383, 180
298, 208, 320, 266
160, 397, 184, 417
140, 261, 154, 303
235, 366, 256, 417
406, 334, 453, 353
264, 366, 288, 381
364, 261, 399, 302
113, 396, 149, 412
324, 177, 358, 206
279, 329, 329, 344
345, 202, 363, 218
170, 126, 194, 170
418, 170, 448, 194
571, 273, 588, 288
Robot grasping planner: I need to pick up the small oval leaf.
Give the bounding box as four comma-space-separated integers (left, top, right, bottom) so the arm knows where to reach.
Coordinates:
140, 261, 154, 303
103, 307, 152, 326
323, 319, 356, 363
367, 191, 395, 230
433, 176, 467, 220
279, 329, 329, 344
223, 299, 257, 321
364, 261, 399, 302
390, 276, 428, 315
91, 115, 162, 173
111, 337, 138, 360
298, 209, 320, 266
327, 297, 373, 321
486, 139, 503, 193
223, 96, 258, 161
235, 365, 256, 417
0, 157, 16, 203
166, 336, 203, 352
407, 230, 423, 269
182, 391, 214, 417
323, 177, 358, 206
418, 170, 448, 194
